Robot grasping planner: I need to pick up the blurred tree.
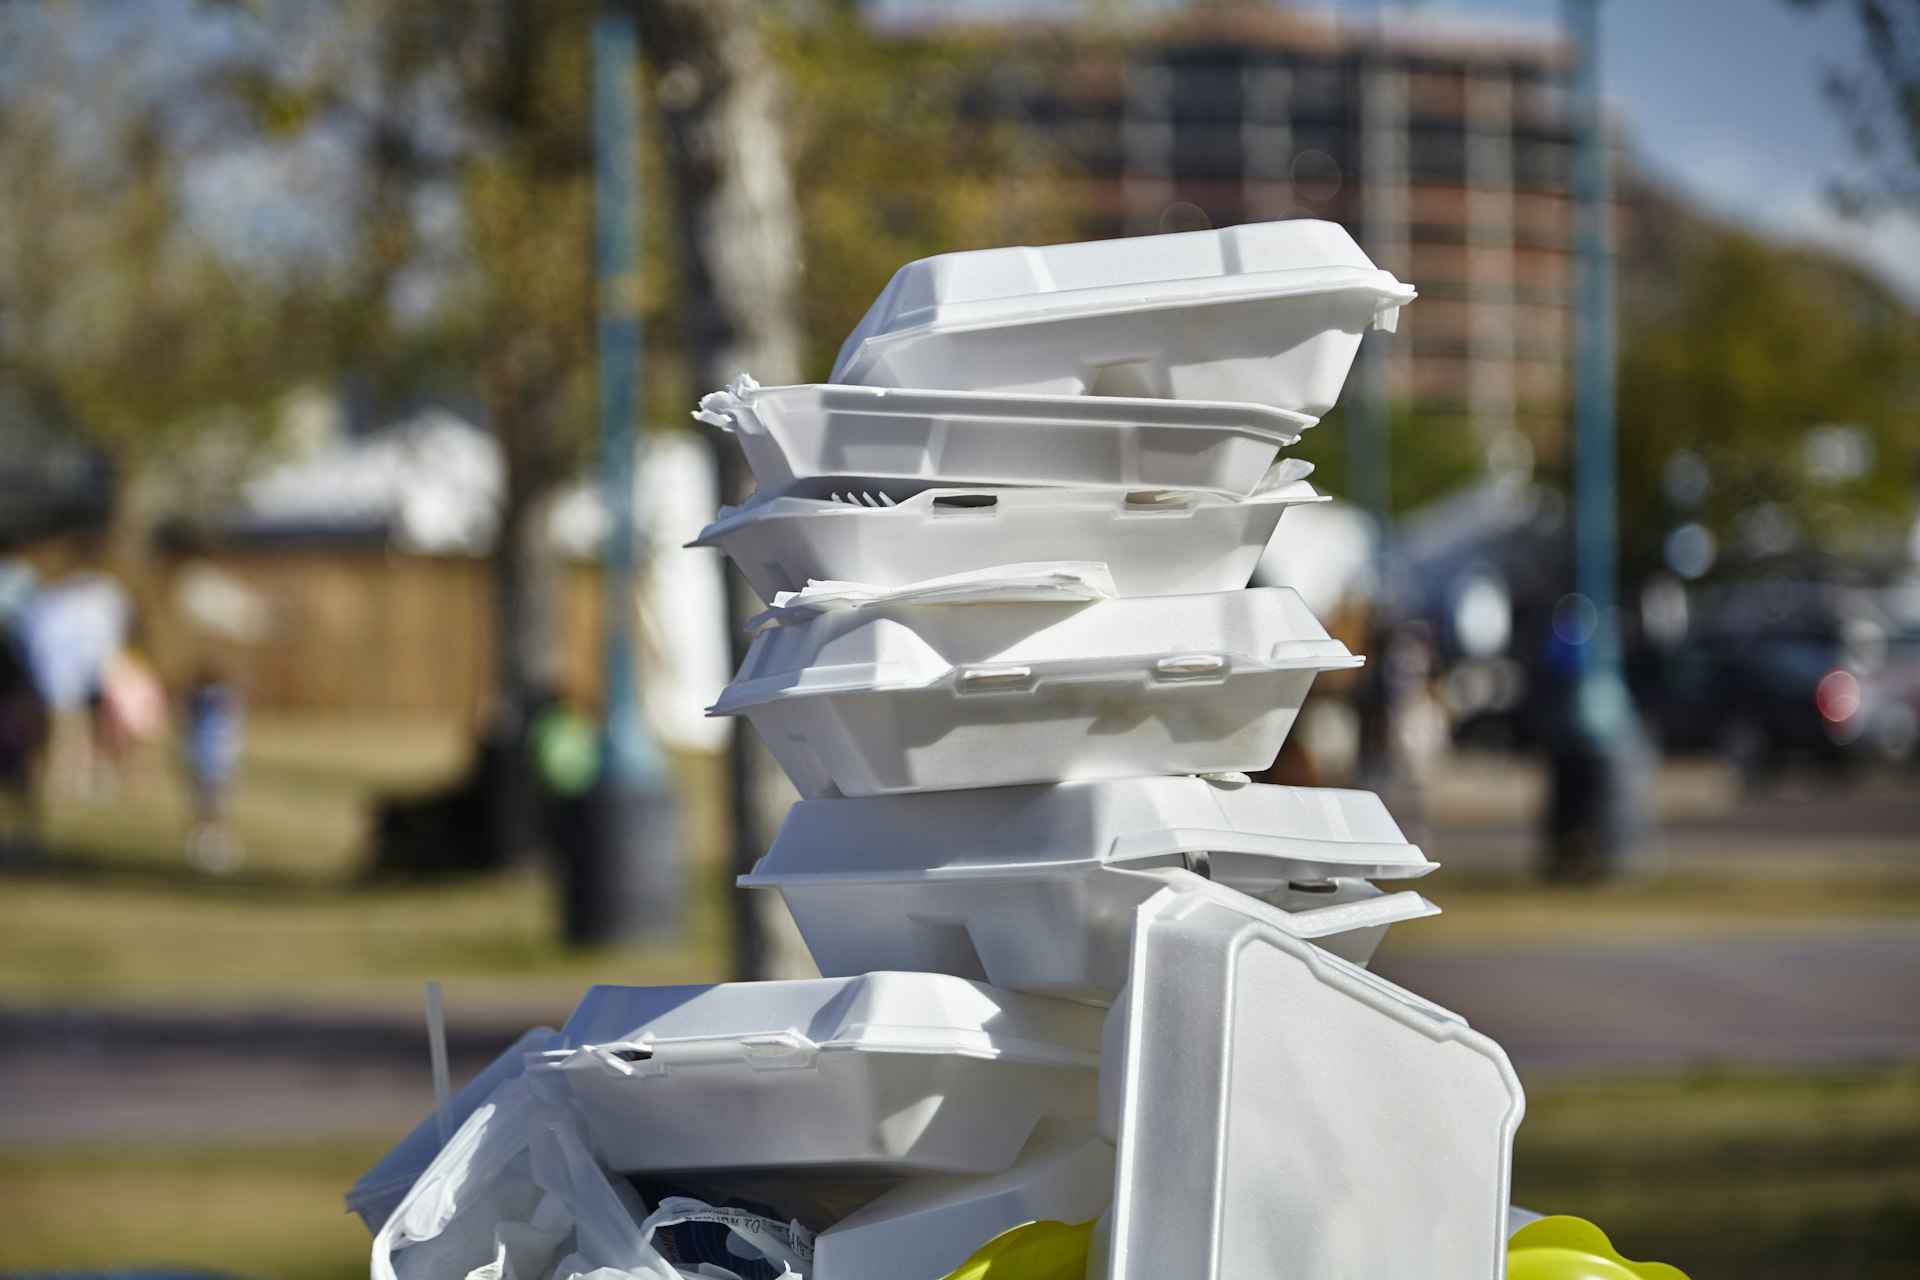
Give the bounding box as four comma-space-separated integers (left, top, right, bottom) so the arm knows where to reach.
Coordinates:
4, 0, 1090, 893
193, 0, 609, 865
0, 8, 333, 590
1288, 403, 1486, 520
640, 2, 1083, 976
778, 12, 1087, 379
1615, 181, 1920, 581
638, 0, 812, 979
1790, 0, 1920, 216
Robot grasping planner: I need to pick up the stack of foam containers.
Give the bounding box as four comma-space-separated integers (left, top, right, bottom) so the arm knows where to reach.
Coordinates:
353, 222, 1529, 1280
692, 222, 1527, 1279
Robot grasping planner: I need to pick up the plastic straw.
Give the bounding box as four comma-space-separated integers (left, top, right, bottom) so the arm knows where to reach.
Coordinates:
424, 980, 452, 1147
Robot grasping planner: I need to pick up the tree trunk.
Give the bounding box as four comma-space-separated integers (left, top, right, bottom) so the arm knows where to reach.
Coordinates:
449, 1, 577, 874
634, 0, 804, 386
637, 0, 811, 979
477, 330, 570, 869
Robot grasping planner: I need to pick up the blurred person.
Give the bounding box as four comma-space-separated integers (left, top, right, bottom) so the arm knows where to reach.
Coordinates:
0, 559, 34, 621
1358, 616, 1448, 853
1251, 504, 1378, 788
1386, 620, 1453, 786
1257, 592, 1371, 788
0, 622, 48, 862
88, 638, 169, 800
14, 571, 130, 799
183, 667, 244, 874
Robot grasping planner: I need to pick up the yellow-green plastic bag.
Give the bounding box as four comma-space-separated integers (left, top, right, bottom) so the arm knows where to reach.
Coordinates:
935, 1211, 1688, 1280
1508, 1215, 1691, 1280
937, 1218, 1095, 1280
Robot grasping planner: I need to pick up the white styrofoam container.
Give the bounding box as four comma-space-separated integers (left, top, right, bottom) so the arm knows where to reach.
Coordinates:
814, 1128, 1114, 1280
754, 775, 1435, 881
530, 976, 1102, 1178
740, 777, 1438, 999
755, 864, 1434, 1003
830, 221, 1415, 416
691, 474, 1322, 603
694, 377, 1314, 503
710, 587, 1361, 797
1097, 882, 1525, 1280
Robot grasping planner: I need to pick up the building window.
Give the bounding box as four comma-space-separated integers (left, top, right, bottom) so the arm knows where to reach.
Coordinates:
1171, 120, 1244, 180
1513, 137, 1570, 190
1290, 62, 1348, 117
1408, 124, 1467, 180
1168, 53, 1251, 122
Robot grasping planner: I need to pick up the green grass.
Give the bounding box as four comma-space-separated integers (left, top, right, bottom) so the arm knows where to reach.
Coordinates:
34, 717, 471, 880
3, 716, 737, 1011
1395, 871, 1920, 956
0, 1067, 1914, 1278
0, 1140, 389, 1280
0, 868, 729, 1011
1511, 1066, 1920, 1279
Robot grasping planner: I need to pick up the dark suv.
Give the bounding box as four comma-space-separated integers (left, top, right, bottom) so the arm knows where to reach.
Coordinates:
1650, 584, 1920, 782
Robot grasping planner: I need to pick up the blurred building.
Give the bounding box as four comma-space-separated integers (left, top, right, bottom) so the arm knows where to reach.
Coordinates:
966, 5, 1589, 448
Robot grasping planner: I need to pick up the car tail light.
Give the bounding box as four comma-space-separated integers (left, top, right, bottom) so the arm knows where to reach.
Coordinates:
1816, 670, 1861, 723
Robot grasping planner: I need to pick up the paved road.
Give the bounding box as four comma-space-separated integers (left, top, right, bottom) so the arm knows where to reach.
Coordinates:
1411, 758, 1920, 879
0, 1005, 539, 1146
1373, 927, 1920, 1074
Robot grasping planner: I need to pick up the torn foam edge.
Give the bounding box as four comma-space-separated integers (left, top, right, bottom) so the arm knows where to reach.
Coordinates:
692, 371, 763, 431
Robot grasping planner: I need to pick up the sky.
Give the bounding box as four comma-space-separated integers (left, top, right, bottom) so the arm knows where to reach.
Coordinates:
872, 0, 1920, 305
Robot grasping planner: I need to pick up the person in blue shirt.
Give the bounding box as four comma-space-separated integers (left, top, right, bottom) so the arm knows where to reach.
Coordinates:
184, 668, 244, 874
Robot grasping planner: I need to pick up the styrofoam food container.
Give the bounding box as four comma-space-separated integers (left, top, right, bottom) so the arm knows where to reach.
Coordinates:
755, 775, 1436, 881
831, 221, 1415, 416
741, 776, 1438, 999
692, 473, 1322, 603
1097, 882, 1525, 1280
753, 862, 1434, 1003
709, 587, 1362, 797
815, 1127, 1113, 1280
529, 976, 1102, 1178
695, 376, 1315, 503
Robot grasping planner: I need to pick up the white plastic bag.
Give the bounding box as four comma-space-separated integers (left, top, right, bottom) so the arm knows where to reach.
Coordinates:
372, 1075, 811, 1280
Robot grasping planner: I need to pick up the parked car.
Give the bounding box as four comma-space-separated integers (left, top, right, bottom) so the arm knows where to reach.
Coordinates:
1649, 582, 1920, 783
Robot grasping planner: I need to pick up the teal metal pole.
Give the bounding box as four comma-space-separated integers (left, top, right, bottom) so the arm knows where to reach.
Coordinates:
1349, 338, 1392, 547
1567, 0, 1625, 731
1547, 0, 1650, 881
594, 8, 663, 788
566, 7, 679, 945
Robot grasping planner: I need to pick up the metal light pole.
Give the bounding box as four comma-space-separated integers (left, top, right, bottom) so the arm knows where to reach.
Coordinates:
1548, 0, 1650, 879
1353, 10, 1398, 552
1569, 0, 1620, 701
564, 7, 680, 944
1351, 21, 1402, 794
